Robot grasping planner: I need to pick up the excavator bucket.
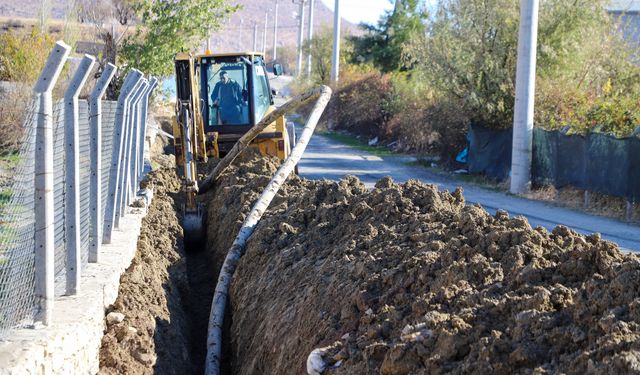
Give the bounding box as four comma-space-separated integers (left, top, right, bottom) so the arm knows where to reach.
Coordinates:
183, 209, 205, 246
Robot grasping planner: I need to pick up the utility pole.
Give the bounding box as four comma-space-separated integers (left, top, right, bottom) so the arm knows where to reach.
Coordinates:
253, 23, 258, 52
206, 28, 211, 53
510, 0, 539, 194
295, 0, 306, 76
330, 0, 341, 83
306, 0, 315, 77
263, 11, 269, 56
239, 17, 244, 50
273, 0, 279, 60
40, 0, 49, 33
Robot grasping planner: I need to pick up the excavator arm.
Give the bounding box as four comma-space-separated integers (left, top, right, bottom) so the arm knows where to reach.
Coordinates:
173, 53, 206, 243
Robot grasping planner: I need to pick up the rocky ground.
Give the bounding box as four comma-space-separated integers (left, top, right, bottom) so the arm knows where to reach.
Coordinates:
206, 149, 640, 375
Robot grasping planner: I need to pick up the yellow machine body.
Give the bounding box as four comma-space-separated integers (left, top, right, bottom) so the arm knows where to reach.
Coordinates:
173, 51, 289, 166
172, 51, 290, 241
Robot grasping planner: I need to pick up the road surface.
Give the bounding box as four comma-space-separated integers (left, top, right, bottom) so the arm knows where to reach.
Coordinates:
269, 75, 640, 252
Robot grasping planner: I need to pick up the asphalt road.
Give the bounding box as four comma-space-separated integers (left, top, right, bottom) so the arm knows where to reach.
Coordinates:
270, 75, 640, 252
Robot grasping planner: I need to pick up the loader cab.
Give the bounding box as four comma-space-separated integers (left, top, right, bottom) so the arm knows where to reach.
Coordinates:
198, 53, 274, 137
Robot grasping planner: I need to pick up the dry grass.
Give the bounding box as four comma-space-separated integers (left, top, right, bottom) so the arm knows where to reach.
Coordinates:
525, 185, 640, 223
0, 83, 32, 152
0, 16, 131, 42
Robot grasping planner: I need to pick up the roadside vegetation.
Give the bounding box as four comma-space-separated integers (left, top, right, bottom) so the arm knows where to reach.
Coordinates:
0, 0, 240, 153
294, 0, 640, 165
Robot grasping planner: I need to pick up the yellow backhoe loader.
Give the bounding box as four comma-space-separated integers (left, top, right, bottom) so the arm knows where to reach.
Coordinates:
172, 51, 293, 242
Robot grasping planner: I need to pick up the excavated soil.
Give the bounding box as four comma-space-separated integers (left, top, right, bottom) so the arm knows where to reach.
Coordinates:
99, 134, 214, 375
206, 149, 640, 375
98, 164, 196, 375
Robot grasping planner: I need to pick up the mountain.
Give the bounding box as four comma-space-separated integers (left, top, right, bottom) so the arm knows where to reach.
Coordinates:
0, 0, 359, 54
214, 0, 358, 53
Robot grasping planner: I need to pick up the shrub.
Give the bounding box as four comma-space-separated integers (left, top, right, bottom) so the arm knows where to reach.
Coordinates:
330, 73, 394, 139
0, 29, 56, 153
0, 29, 55, 82
413, 0, 640, 135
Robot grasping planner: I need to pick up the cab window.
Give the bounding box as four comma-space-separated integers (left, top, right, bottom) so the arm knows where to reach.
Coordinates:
201, 58, 250, 128
252, 59, 271, 123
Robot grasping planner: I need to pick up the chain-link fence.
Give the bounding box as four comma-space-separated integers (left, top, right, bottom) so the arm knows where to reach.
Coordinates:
52, 101, 67, 296
0, 101, 38, 337
0, 42, 158, 340
101, 102, 117, 230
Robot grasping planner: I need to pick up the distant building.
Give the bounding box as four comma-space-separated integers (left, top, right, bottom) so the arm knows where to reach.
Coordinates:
607, 0, 640, 46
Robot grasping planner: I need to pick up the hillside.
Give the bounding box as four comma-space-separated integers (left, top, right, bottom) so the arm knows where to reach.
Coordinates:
0, 0, 359, 55
214, 0, 358, 53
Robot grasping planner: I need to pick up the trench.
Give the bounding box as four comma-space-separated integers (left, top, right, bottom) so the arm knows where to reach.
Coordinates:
98, 134, 223, 375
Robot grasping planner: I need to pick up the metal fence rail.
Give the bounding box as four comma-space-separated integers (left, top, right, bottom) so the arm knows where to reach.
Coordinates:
0, 41, 156, 339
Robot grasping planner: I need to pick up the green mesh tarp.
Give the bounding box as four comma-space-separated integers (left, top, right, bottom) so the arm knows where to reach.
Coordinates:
468, 123, 512, 180
532, 128, 640, 201
469, 125, 640, 201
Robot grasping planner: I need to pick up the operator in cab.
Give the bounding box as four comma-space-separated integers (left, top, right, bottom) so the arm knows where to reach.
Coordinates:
211, 70, 243, 124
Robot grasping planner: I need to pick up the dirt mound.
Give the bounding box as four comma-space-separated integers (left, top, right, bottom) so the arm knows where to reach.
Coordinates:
206, 151, 640, 375
98, 165, 195, 375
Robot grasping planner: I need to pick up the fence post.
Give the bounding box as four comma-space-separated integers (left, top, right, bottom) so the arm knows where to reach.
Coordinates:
34, 41, 71, 324
510, 0, 539, 194
118, 79, 147, 218
115, 77, 145, 227
138, 77, 158, 184
133, 84, 147, 190
88, 63, 117, 263
103, 70, 142, 244
64, 54, 96, 295
131, 80, 151, 197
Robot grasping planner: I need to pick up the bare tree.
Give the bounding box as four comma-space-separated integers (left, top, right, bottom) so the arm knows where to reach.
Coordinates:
78, 0, 137, 98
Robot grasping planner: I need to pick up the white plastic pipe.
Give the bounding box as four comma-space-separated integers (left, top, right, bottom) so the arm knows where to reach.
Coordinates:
510, 0, 539, 194
204, 85, 332, 375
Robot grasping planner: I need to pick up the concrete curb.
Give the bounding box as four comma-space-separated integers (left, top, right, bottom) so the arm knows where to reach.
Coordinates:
0, 203, 151, 374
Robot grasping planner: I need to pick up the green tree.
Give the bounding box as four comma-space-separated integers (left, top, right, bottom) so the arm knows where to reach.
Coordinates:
121, 0, 239, 76
303, 27, 340, 83
416, 0, 634, 130
352, 0, 428, 72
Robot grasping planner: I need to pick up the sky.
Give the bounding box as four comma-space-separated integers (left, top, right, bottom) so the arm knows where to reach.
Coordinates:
319, 0, 395, 25
319, 0, 437, 26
